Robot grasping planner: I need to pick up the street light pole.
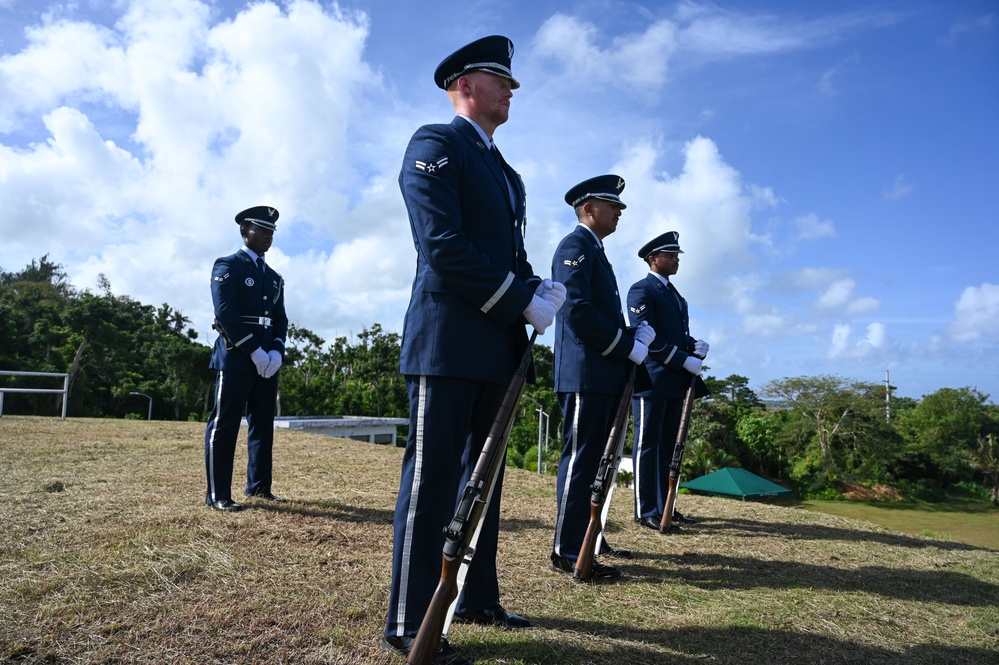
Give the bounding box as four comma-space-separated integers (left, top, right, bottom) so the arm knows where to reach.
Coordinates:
129, 392, 152, 420
521, 395, 550, 475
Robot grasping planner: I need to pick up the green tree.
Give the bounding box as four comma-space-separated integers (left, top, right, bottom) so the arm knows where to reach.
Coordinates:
967, 433, 999, 507
279, 324, 407, 419
736, 409, 789, 477
0, 257, 76, 413
897, 387, 994, 483
1, 258, 213, 420
760, 375, 896, 492
508, 343, 561, 473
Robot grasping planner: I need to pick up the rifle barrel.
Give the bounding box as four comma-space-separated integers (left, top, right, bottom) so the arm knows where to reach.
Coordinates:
660, 373, 698, 534
573, 366, 636, 581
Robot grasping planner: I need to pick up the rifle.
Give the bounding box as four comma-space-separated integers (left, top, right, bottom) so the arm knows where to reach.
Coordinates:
573, 365, 637, 582
407, 330, 538, 665
659, 370, 699, 534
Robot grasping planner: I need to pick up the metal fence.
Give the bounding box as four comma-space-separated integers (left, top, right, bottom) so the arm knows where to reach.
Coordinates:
0, 370, 69, 419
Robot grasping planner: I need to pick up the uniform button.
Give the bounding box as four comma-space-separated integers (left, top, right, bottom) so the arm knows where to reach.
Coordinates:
264, 311, 270, 316
263, 296, 269, 301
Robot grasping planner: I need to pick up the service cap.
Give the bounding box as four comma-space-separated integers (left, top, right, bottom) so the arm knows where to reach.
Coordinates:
564, 175, 627, 209
434, 35, 520, 90
235, 205, 279, 231
638, 231, 684, 259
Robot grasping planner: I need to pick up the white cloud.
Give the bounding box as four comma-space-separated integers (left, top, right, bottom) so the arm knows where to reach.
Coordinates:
0, 17, 127, 131
533, 14, 677, 91
884, 174, 914, 201
940, 14, 996, 45
532, 4, 899, 94
949, 283, 999, 343
606, 135, 766, 307
817, 279, 855, 309
815, 278, 879, 315
817, 53, 860, 97
0, 0, 405, 344
828, 321, 891, 360
793, 212, 835, 240
845, 297, 880, 316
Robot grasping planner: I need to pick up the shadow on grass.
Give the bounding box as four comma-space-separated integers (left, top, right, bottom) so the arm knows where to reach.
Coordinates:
695, 516, 988, 551
244, 497, 395, 524
461, 623, 999, 665
620, 551, 999, 607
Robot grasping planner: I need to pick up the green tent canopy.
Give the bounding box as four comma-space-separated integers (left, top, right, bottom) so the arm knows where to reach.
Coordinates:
680, 467, 792, 499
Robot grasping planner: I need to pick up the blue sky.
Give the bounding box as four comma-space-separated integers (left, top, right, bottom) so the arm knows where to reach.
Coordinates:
1, 0, 996, 400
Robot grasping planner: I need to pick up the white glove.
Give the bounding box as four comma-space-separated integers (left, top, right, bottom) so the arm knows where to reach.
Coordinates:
633, 321, 656, 347
263, 350, 283, 379
627, 341, 649, 365
693, 339, 710, 358
250, 348, 269, 376
523, 294, 557, 334
682, 355, 703, 376
535, 279, 567, 312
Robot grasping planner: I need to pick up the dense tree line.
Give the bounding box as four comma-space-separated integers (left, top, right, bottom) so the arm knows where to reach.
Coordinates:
3, 257, 997, 504
1, 257, 213, 420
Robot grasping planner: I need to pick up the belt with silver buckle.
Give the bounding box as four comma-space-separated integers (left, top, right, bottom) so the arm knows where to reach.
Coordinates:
241, 316, 272, 327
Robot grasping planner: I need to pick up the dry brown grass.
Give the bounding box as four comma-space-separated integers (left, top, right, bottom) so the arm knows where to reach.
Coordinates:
1, 415, 997, 664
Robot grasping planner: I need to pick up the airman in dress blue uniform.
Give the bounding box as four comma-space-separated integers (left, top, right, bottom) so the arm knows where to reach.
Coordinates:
550, 176, 656, 581
382, 36, 565, 665
627, 232, 710, 530
203, 205, 288, 512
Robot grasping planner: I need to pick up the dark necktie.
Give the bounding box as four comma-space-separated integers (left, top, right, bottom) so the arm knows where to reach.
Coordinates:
667, 281, 684, 309
490, 145, 516, 208
256, 257, 265, 274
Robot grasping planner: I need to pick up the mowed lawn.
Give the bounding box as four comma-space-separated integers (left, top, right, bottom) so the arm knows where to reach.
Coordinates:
1, 415, 997, 664
802, 498, 999, 551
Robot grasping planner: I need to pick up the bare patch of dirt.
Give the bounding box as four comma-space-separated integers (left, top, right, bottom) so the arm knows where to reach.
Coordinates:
836, 481, 902, 501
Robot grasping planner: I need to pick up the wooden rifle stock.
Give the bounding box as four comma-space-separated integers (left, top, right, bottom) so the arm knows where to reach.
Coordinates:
573, 365, 637, 582
660, 371, 699, 534
407, 330, 538, 665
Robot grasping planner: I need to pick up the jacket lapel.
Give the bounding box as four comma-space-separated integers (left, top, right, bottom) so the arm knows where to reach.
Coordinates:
452, 117, 513, 214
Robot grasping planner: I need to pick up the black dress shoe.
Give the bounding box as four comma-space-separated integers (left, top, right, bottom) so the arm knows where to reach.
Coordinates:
209, 499, 242, 512
455, 604, 531, 629
673, 510, 697, 524
380, 635, 471, 665
637, 516, 681, 532
550, 553, 621, 580
245, 491, 285, 502
600, 537, 632, 559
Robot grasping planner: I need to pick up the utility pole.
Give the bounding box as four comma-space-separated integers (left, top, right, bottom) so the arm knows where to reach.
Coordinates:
885, 370, 897, 423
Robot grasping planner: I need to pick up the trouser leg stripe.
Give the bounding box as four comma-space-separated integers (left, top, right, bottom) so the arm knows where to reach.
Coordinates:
206, 372, 225, 503
394, 375, 426, 634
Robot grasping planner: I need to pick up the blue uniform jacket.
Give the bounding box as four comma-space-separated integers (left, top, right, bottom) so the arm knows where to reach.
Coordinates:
398, 116, 540, 383
209, 249, 288, 374
626, 273, 707, 399
552, 225, 636, 395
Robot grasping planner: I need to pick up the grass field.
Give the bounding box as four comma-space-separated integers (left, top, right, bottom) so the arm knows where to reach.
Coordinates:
801, 498, 999, 551
1, 416, 997, 664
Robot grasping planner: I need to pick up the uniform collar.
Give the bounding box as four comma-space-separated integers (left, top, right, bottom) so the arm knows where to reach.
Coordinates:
650, 271, 670, 288
577, 223, 603, 249
240, 247, 263, 263
457, 114, 494, 148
